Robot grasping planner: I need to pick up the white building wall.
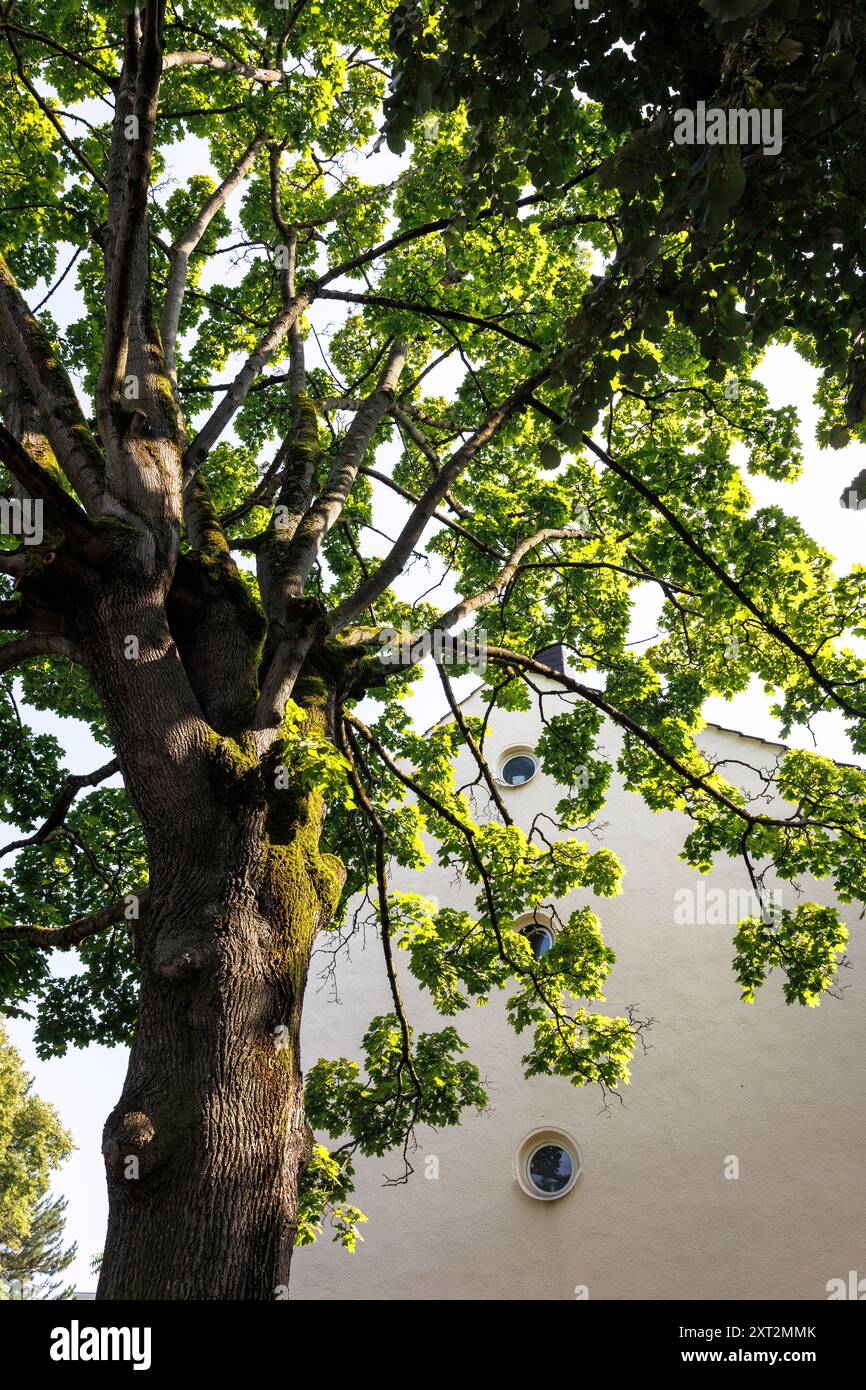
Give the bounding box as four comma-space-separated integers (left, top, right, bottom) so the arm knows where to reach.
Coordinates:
294, 677, 866, 1300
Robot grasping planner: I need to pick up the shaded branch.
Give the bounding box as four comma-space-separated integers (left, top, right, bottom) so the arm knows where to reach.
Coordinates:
578, 432, 866, 722
0, 253, 105, 513
317, 288, 542, 351
358, 465, 500, 558
483, 645, 834, 836
0, 20, 119, 88
219, 438, 290, 527
344, 711, 611, 1077
435, 662, 513, 826
0, 635, 87, 675
0, 424, 97, 544
4, 27, 108, 192
0, 891, 149, 950
337, 716, 421, 1097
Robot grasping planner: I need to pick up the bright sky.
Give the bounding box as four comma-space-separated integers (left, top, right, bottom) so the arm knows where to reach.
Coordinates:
5, 128, 866, 1291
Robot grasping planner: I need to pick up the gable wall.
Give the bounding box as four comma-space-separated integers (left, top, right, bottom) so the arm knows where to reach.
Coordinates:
295, 682, 865, 1300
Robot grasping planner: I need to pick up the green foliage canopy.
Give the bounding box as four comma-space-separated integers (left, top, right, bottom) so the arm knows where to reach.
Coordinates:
0, 0, 864, 1244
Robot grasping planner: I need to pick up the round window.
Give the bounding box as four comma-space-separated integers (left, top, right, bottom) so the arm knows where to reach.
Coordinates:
500, 752, 537, 786
515, 1127, 581, 1201
525, 923, 555, 960
528, 1143, 573, 1195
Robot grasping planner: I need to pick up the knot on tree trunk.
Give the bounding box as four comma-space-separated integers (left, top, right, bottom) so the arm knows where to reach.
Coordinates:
155, 946, 206, 979
149, 901, 222, 978
103, 1109, 162, 1183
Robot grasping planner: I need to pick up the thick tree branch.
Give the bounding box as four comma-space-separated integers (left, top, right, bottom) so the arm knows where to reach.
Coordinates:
96, 2, 166, 431
0, 549, 27, 578
183, 285, 313, 479
156, 130, 263, 554
268, 142, 306, 398
273, 340, 408, 604
0, 891, 149, 950
0, 634, 87, 675
0, 344, 56, 484
251, 340, 407, 739
329, 364, 552, 631
184, 216, 474, 477
432, 528, 593, 635
0, 424, 97, 544
160, 133, 266, 377
0, 601, 29, 631
324, 396, 470, 518
161, 51, 282, 82
351, 530, 596, 668
252, 598, 329, 746
0, 254, 105, 513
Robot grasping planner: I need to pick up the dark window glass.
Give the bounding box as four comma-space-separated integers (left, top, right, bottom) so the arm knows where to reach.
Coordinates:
501, 754, 536, 785
528, 1143, 573, 1195
525, 925, 554, 960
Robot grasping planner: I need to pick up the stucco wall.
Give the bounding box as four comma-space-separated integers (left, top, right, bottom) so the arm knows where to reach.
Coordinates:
294, 679, 865, 1300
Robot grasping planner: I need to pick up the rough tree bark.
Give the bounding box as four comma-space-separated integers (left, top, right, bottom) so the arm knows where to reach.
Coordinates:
13, 488, 348, 1297
95, 667, 346, 1300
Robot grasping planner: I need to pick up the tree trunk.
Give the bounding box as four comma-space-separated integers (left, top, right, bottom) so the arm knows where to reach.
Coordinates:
96, 806, 343, 1299
33, 544, 350, 1299
90, 635, 346, 1298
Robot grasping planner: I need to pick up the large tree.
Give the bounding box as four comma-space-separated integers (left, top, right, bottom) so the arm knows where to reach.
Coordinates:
1, 0, 864, 1298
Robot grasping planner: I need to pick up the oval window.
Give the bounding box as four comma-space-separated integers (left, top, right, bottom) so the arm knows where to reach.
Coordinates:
500, 752, 537, 786
528, 1142, 573, 1195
